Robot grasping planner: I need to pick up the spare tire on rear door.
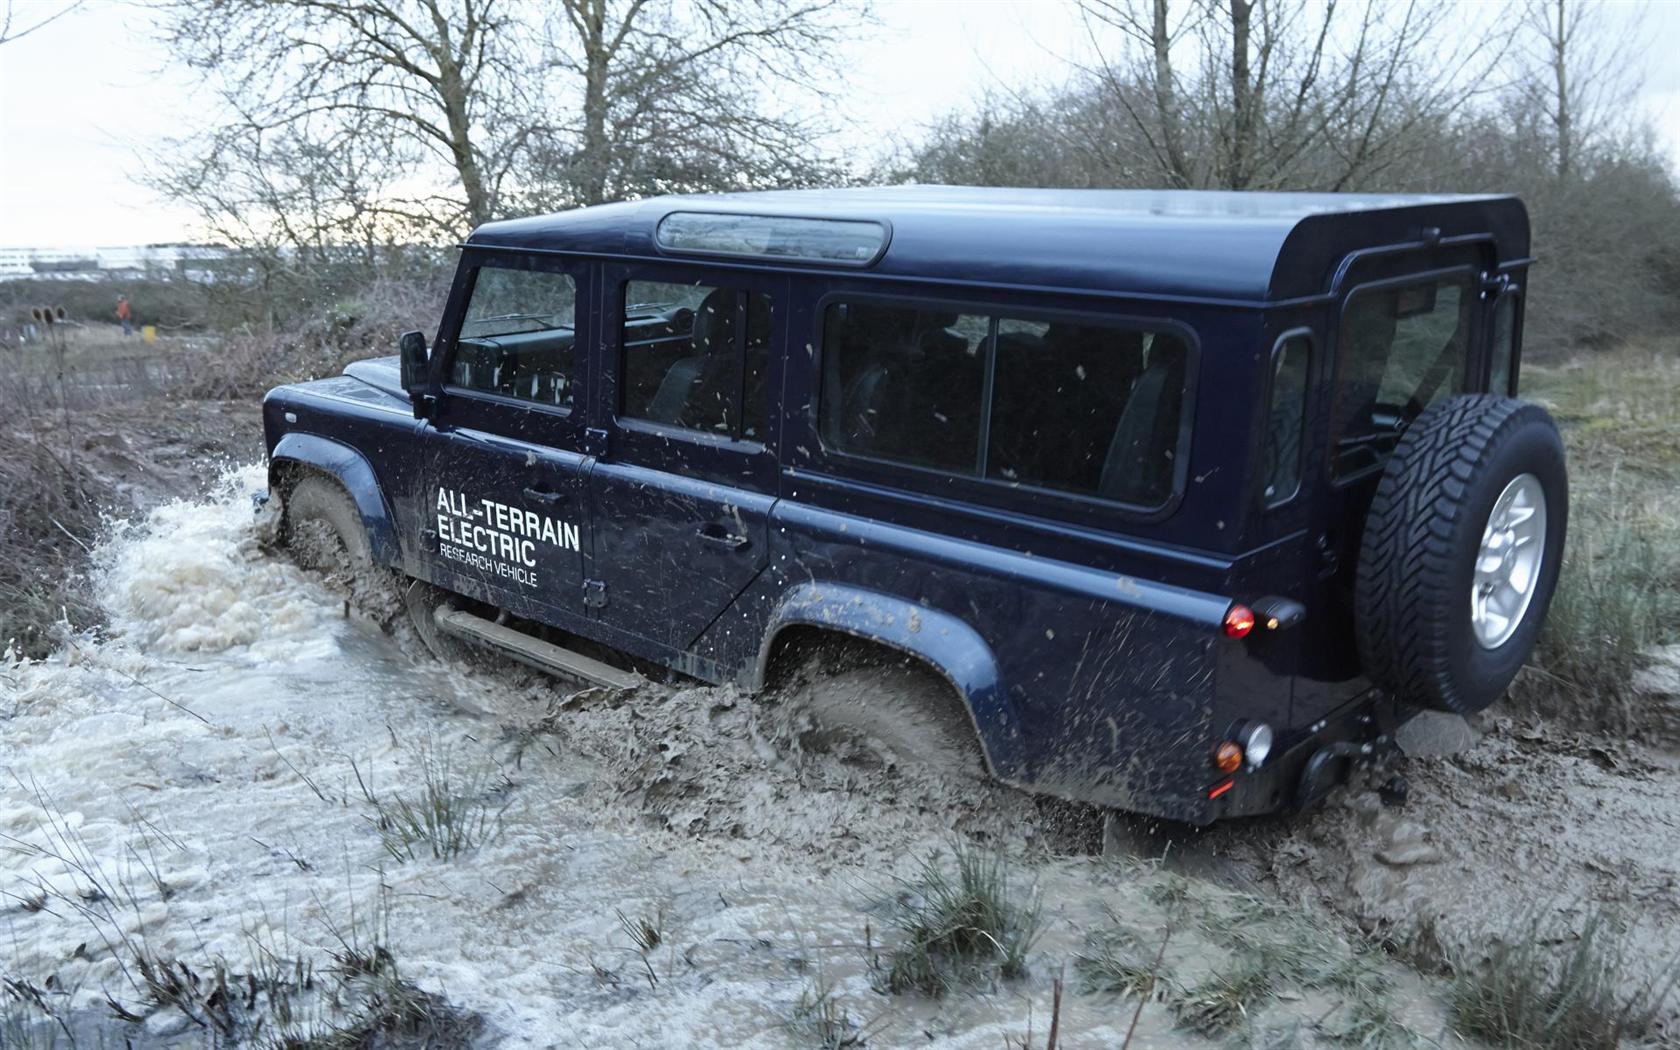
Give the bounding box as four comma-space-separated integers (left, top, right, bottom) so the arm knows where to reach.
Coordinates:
1356, 395, 1568, 715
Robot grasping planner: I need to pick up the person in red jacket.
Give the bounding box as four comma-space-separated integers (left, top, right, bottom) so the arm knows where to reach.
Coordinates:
116, 295, 132, 337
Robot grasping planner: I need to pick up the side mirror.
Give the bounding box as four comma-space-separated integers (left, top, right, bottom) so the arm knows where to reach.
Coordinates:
399, 330, 429, 394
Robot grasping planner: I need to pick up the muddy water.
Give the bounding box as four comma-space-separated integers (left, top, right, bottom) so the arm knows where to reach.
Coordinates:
0, 468, 1554, 1045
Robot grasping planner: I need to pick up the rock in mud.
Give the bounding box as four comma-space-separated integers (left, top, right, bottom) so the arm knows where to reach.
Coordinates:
1375, 820, 1442, 867
1394, 711, 1476, 757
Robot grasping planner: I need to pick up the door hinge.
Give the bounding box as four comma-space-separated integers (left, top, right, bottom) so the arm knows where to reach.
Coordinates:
1316, 533, 1339, 579
584, 427, 610, 457
582, 579, 608, 609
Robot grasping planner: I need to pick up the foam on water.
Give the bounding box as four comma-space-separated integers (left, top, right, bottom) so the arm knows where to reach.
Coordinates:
96, 464, 335, 657
0, 464, 1467, 1048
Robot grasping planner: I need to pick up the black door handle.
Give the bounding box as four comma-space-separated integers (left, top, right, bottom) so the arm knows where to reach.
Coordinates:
697, 522, 749, 550
522, 486, 566, 505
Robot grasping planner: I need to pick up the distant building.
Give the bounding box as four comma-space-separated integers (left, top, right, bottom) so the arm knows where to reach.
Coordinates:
0, 245, 236, 282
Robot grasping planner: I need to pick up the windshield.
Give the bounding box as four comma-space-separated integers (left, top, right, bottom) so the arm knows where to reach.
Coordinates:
460, 266, 577, 340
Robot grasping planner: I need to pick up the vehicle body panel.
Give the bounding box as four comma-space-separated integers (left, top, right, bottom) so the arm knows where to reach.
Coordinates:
263, 188, 1531, 824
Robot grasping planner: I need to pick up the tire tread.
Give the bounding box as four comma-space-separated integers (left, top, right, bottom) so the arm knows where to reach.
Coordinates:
1356, 395, 1555, 713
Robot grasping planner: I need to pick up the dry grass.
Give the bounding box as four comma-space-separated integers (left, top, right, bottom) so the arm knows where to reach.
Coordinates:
785, 972, 869, 1048
173, 277, 445, 400
1078, 880, 1418, 1046
353, 739, 510, 863
1449, 908, 1677, 1050
1517, 347, 1680, 731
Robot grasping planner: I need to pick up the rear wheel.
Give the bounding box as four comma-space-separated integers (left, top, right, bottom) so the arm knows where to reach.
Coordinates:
769, 639, 986, 779
1356, 395, 1568, 714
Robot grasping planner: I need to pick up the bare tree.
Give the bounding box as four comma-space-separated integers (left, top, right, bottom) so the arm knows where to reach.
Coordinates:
529, 0, 861, 210
0, 0, 81, 46
158, 0, 533, 234
1072, 0, 1514, 191
1515, 0, 1646, 181
155, 0, 865, 249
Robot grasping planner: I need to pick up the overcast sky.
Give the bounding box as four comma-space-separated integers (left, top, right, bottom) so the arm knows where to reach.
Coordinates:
3, 0, 1678, 248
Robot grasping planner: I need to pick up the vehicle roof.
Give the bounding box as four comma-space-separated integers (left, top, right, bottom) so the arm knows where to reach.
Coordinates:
466, 186, 1530, 304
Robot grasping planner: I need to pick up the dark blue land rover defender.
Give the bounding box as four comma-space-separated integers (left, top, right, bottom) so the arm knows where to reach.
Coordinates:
263, 188, 1567, 825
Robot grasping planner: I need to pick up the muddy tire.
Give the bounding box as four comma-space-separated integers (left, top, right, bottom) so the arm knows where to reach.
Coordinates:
282, 474, 401, 624
772, 644, 986, 779
1356, 395, 1568, 715
402, 579, 478, 664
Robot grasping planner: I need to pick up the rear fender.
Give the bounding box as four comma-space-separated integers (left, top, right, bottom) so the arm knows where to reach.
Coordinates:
754, 582, 1024, 779
269, 432, 400, 565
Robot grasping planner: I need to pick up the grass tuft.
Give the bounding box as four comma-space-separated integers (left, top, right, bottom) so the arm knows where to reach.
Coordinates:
354, 740, 507, 862
1449, 907, 1677, 1050
785, 972, 867, 1048
615, 907, 663, 953
1168, 960, 1273, 1035
877, 845, 1041, 997
1075, 923, 1163, 1000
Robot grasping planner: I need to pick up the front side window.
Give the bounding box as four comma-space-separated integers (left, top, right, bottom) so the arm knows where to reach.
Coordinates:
1261, 335, 1310, 506
819, 300, 1191, 509
1331, 274, 1473, 477
451, 265, 577, 407
620, 281, 772, 441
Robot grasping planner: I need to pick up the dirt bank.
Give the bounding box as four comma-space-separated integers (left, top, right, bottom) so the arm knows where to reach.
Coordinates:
0, 398, 259, 656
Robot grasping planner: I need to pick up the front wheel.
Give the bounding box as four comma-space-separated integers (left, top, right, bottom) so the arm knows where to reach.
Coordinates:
281, 473, 402, 626
1356, 395, 1568, 715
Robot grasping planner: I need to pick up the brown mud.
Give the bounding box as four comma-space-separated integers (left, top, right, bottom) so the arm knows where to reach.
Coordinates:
1208, 711, 1680, 995
27, 395, 1680, 1042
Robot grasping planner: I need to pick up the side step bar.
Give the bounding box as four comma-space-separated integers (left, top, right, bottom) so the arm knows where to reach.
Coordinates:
433, 605, 641, 690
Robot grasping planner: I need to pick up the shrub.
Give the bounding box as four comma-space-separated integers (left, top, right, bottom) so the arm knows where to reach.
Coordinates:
0, 425, 109, 657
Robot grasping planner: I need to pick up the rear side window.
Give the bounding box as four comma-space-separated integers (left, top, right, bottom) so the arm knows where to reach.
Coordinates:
620, 281, 773, 441
452, 266, 577, 407
1331, 275, 1473, 478
1261, 335, 1310, 506
819, 304, 989, 471
819, 301, 1191, 509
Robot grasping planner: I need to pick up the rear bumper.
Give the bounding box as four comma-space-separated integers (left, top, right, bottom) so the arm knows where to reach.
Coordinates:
1200, 689, 1398, 822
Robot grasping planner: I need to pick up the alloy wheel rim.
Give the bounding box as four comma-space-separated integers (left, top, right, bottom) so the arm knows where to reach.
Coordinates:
1471, 473, 1547, 650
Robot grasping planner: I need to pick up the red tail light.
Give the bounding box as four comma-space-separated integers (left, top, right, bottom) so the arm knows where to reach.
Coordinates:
1223, 603, 1256, 638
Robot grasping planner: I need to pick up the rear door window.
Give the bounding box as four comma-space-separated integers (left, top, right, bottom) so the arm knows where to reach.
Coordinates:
621, 281, 773, 442
1331, 274, 1474, 478
819, 300, 1191, 509
452, 265, 578, 407
1489, 291, 1518, 395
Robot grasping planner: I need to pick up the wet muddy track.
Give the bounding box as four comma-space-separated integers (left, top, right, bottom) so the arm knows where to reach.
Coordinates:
3, 398, 1678, 1044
